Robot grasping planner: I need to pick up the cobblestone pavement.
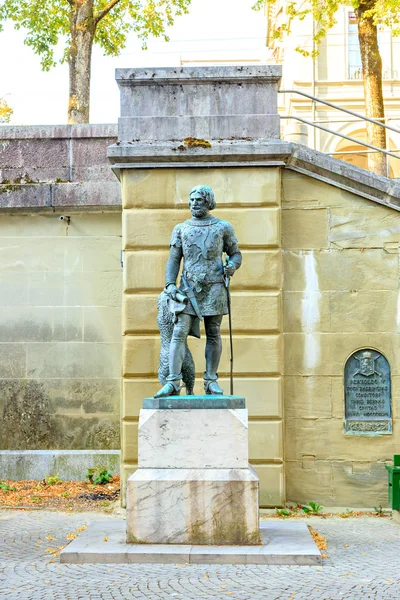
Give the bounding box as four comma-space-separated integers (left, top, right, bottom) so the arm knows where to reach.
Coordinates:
0, 510, 399, 600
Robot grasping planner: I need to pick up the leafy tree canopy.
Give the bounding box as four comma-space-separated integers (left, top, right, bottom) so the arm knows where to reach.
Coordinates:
0, 0, 191, 71
254, 0, 400, 57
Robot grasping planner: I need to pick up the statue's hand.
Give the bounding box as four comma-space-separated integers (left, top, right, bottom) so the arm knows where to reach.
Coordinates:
224, 260, 236, 277
165, 283, 180, 301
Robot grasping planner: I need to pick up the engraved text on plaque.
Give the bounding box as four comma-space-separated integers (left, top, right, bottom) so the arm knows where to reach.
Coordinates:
344, 349, 392, 435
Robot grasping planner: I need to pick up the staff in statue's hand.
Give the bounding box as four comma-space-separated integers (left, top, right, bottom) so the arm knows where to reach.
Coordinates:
223, 261, 234, 396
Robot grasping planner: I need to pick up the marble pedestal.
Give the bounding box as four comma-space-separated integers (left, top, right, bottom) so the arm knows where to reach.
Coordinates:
126, 396, 260, 545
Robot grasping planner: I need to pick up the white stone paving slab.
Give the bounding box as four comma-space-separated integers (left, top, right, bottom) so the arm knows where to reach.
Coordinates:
138, 408, 248, 469
60, 519, 321, 565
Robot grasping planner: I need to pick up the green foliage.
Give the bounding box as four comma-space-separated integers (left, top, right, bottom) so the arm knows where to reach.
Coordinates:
253, 0, 400, 57
275, 507, 292, 518
0, 481, 16, 492
302, 502, 324, 514
45, 473, 61, 486
0, 98, 13, 123
339, 508, 354, 518
0, 0, 192, 71
373, 505, 384, 514
86, 465, 113, 485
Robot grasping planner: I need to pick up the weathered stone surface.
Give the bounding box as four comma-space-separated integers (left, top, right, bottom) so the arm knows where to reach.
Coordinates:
121, 421, 138, 463
329, 291, 398, 333
119, 115, 281, 142
0, 306, 82, 342
288, 458, 388, 507
330, 205, 400, 248
0, 450, 120, 481
143, 396, 245, 409
282, 209, 328, 249
28, 272, 64, 306
26, 342, 121, 378
124, 249, 282, 292
284, 376, 332, 419
138, 408, 248, 469
71, 137, 117, 182
283, 291, 331, 333
80, 237, 122, 272
176, 168, 281, 208
116, 66, 281, 141
285, 417, 399, 462
252, 463, 285, 507
122, 377, 282, 419
0, 344, 26, 378
0, 183, 52, 209
123, 291, 281, 334
0, 138, 70, 183
282, 171, 368, 209
248, 421, 283, 462
123, 335, 282, 377
83, 307, 122, 342
286, 459, 335, 506
284, 249, 398, 291
52, 182, 121, 208
121, 167, 282, 209
64, 271, 121, 306
126, 467, 260, 545
284, 332, 400, 376
61, 519, 321, 565
121, 169, 177, 209
123, 207, 280, 249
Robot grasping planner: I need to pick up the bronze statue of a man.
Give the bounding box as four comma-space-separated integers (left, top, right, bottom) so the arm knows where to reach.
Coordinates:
155, 184, 242, 397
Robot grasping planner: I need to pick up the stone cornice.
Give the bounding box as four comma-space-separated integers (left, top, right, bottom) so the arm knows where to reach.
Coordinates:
108, 139, 400, 212
116, 65, 282, 86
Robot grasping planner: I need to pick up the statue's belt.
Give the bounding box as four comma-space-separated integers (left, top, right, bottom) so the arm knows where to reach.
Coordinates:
182, 271, 224, 287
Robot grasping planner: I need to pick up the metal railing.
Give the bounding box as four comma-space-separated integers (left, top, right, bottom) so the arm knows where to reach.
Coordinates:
279, 89, 400, 176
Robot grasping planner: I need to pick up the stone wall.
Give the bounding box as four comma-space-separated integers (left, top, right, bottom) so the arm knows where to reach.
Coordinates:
120, 167, 284, 507
0, 125, 122, 478
283, 170, 400, 507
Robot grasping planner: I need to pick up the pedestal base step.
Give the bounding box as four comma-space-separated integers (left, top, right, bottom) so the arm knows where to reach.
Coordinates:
60, 520, 321, 565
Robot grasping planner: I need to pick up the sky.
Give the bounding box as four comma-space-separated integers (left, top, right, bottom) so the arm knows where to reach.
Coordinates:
0, 0, 268, 125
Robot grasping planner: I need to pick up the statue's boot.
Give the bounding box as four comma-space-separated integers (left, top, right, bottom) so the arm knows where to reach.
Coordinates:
204, 373, 224, 395
154, 374, 181, 398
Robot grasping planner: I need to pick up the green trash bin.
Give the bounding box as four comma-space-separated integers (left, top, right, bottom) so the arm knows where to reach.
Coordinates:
386, 455, 400, 510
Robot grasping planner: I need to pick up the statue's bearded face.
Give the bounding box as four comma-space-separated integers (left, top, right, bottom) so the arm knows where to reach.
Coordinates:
189, 191, 210, 218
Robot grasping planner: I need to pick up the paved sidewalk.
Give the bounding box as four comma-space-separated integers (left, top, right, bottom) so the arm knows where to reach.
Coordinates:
0, 510, 399, 599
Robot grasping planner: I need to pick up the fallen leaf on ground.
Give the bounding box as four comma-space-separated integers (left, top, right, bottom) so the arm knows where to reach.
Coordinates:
0, 477, 120, 511
307, 526, 327, 551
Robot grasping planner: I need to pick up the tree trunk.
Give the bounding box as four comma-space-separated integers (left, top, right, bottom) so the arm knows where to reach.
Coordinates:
356, 0, 387, 176
68, 0, 95, 124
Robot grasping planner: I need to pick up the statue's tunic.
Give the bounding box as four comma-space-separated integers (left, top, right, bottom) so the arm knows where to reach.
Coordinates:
170, 217, 241, 316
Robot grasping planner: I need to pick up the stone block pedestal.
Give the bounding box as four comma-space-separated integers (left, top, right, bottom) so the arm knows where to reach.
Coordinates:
126, 396, 260, 545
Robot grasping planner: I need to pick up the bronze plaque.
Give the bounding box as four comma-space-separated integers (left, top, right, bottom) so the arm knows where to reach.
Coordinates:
344, 349, 392, 435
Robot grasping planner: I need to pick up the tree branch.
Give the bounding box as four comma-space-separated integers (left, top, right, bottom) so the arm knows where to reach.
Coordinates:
94, 0, 121, 25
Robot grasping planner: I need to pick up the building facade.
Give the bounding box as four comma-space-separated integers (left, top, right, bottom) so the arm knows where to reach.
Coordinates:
1, 67, 400, 510
267, 1, 400, 177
